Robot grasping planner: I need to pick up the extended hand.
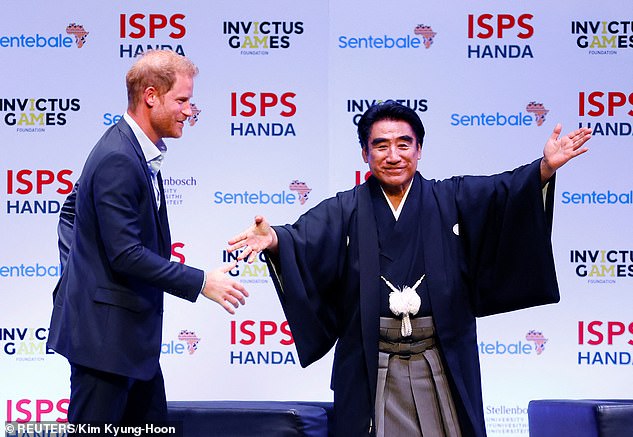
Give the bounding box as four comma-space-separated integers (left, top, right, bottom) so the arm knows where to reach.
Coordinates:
202, 262, 249, 314
541, 123, 591, 182
227, 215, 278, 263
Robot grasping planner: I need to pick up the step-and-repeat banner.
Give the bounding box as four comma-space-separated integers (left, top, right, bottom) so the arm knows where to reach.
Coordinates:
1, 1, 631, 434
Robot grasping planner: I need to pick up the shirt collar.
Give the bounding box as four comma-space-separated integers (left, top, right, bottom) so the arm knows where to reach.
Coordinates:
123, 112, 166, 164
380, 178, 414, 221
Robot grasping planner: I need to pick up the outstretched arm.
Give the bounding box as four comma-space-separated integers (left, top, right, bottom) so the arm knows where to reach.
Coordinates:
228, 215, 279, 263
540, 123, 591, 184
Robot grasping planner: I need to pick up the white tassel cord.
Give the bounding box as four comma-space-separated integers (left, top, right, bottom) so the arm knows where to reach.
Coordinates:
381, 275, 425, 337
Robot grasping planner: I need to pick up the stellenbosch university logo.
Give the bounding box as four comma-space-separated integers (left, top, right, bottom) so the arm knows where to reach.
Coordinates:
347, 98, 428, 126
338, 23, 437, 50
578, 90, 633, 136
119, 12, 187, 58
479, 330, 548, 357
223, 21, 304, 55
213, 180, 312, 206
0, 327, 55, 361
229, 319, 297, 365
451, 101, 548, 127
1, 98, 81, 132
578, 320, 633, 366
572, 20, 633, 55
485, 404, 529, 435
0, 22, 89, 49
570, 249, 633, 283
230, 91, 297, 137
467, 13, 534, 59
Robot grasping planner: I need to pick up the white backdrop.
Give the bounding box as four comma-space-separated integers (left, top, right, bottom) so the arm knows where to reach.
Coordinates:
1, 1, 631, 434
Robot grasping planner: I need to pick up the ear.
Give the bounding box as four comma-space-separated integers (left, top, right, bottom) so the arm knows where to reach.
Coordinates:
417, 143, 422, 160
361, 147, 368, 163
143, 86, 158, 108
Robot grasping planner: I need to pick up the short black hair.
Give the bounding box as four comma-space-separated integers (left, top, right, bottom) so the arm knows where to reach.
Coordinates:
357, 100, 425, 150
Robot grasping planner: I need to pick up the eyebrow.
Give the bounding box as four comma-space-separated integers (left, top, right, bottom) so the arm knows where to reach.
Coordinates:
370, 135, 415, 146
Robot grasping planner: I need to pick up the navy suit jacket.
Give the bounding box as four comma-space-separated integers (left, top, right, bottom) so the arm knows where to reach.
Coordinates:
48, 119, 204, 380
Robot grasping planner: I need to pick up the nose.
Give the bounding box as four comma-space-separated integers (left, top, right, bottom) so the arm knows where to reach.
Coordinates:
386, 145, 400, 162
182, 101, 193, 117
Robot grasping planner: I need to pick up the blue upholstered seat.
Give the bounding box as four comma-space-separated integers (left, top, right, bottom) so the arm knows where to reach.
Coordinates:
528, 399, 633, 437
167, 400, 333, 437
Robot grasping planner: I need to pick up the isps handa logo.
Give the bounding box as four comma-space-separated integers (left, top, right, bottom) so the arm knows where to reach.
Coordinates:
451, 101, 549, 127
161, 330, 201, 356
0, 22, 89, 49
467, 13, 534, 59
119, 13, 187, 58
230, 91, 296, 137
229, 319, 297, 366
578, 90, 633, 137
223, 21, 304, 55
1, 98, 81, 133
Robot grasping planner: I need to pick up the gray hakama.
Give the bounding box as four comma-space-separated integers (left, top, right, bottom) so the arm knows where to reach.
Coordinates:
376, 317, 462, 437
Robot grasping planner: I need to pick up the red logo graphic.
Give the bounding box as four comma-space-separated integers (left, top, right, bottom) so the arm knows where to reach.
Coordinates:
6, 169, 74, 195
119, 13, 186, 39
66, 23, 89, 48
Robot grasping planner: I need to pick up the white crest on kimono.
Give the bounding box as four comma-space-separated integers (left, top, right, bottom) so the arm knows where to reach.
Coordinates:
381, 275, 425, 337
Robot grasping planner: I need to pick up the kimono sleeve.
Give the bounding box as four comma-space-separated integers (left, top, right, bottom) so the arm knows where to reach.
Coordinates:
455, 159, 560, 316
265, 193, 352, 367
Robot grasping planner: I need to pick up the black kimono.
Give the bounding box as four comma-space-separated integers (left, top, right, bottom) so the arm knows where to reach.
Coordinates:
266, 159, 559, 436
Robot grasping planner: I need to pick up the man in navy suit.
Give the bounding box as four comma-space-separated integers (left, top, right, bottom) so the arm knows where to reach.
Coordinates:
47, 50, 248, 425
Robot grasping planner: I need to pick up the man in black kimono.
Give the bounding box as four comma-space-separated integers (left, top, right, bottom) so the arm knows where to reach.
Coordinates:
228, 101, 591, 436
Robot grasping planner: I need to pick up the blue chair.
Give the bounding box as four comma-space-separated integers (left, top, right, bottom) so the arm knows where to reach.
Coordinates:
528, 399, 633, 437
167, 400, 333, 437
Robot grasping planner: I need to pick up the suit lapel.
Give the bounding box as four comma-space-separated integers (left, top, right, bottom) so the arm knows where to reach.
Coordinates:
116, 119, 170, 257
357, 181, 380, 406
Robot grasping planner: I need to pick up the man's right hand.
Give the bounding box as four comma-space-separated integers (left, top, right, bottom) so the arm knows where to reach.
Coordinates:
202, 262, 249, 314
227, 215, 278, 263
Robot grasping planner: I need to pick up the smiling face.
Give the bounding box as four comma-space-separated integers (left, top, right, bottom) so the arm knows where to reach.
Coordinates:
148, 73, 194, 141
362, 118, 422, 196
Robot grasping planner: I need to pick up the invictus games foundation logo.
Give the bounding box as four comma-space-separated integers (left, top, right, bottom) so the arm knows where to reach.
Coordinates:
338, 23, 437, 50
346, 98, 429, 126
569, 249, 633, 283
0, 98, 81, 132
0, 327, 55, 361
571, 20, 633, 55
451, 101, 549, 127
0, 22, 89, 49
223, 21, 304, 55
